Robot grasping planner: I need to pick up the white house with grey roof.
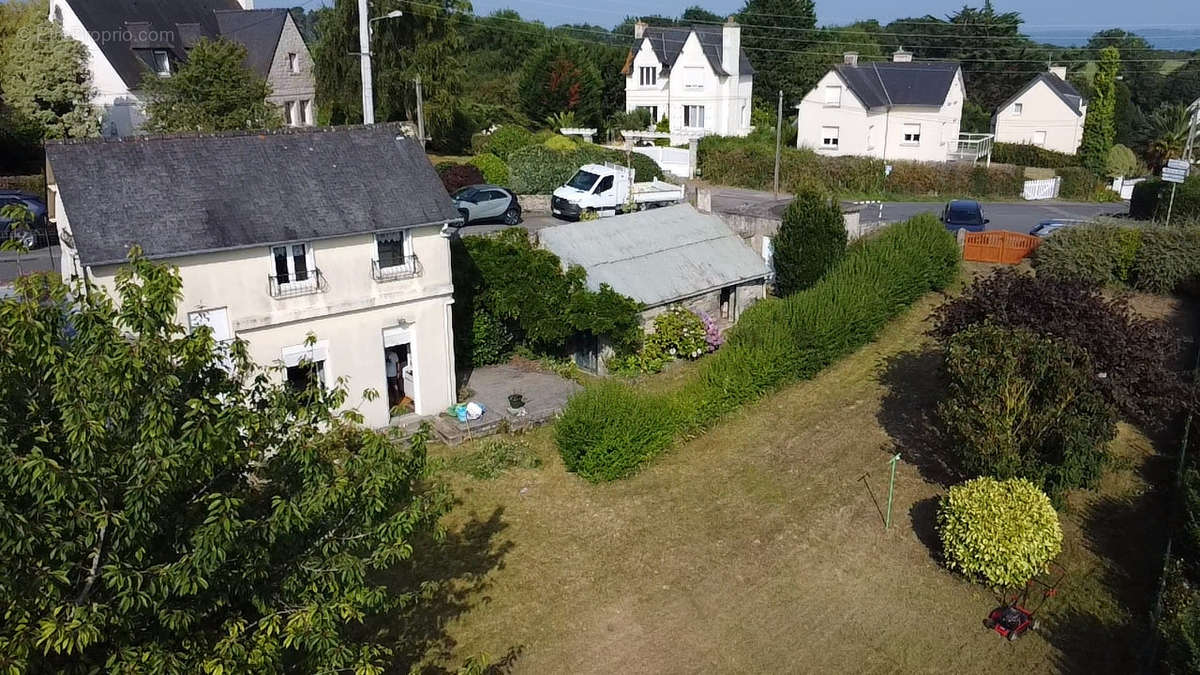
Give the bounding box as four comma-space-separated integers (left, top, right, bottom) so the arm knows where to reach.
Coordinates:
45, 124, 460, 428
993, 67, 1087, 155
795, 50, 966, 163
623, 20, 754, 143
50, 0, 316, 137
537, 203, 769, 373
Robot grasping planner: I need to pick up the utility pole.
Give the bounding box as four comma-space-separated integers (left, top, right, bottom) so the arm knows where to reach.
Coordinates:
772, 90, 783, 198
357, 0, 373, 124
414, 77, 426, 149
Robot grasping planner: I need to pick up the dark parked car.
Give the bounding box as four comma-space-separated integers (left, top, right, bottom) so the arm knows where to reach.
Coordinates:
0, 190, 53, 249
451, 185, 521, 226
1029, 219, 1085, 237
940, 199, 988, 233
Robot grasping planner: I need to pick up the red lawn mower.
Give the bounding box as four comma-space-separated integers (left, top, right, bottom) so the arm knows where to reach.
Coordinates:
984, 564, 1067, 642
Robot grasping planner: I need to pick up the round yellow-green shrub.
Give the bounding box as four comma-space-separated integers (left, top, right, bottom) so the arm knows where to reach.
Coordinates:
544, 135, 577, 152
938, 477, 1062, 588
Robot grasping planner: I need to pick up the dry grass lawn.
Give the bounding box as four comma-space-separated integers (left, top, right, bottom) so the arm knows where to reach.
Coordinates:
396, 277, 1189, 674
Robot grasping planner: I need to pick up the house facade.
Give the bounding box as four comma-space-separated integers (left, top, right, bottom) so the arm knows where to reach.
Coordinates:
45, 124, 460, 428
537, 203, 769, 373
623, 20, 754, 144
993, 67, 1087, 155
795, 51, 965, 163
50, 0, 316, 137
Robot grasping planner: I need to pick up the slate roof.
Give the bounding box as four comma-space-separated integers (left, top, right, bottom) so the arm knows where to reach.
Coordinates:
64, 0, 292, 87
45, 124, 462, 266
537, 204, 770, 308
635, 25, 754, 77
997, 72, 1086, 117
827, 61, 961, 109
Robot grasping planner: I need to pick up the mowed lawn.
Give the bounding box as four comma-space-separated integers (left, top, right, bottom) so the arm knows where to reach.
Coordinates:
403, 280, 1187, 674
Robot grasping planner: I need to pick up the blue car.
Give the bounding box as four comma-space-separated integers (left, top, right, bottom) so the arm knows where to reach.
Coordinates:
1029, 219, 1084, 237
940, 199, 988, 233
0, 190, 52, 249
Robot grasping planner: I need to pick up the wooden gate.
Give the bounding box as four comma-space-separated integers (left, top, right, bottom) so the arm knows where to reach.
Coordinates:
962, 231, 1042, 264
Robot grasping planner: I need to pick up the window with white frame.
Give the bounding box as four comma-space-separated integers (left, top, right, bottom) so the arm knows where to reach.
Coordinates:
188, 307, 234, 369
288, 52, 300, 74
1034, 130, 1047, 146
683, 105, 705, 128
283, 101, 296, 126
820, 126, 840, 149
639, 66, 656, 86
1013, 102, 1023, 116
902, 123, 921, 144
374, 230, 416, 280
271, 242, 314, 289
298, 100, 311, 126
153, 50, 171, 77
281, 341, 327, 392
684, 66, 704, 89
823, 85, 842, 107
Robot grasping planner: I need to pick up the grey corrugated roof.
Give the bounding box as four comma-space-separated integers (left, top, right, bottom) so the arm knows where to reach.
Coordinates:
537, 204, 770, 308
639, 25, 754, 77
830, 61, 960, 109
46, 124, 461, 266
63, 0, 294, 87
996, 72, 1086, 117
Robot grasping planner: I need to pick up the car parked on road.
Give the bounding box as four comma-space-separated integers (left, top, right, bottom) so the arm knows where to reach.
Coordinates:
452, 185, 521, 226
0, 191, 53, 249
940, 199, 988, 233
1029, 219, 1086, 237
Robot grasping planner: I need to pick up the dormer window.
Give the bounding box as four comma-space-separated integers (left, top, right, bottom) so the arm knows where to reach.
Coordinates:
153, 50, 171, 77
288, 52, 300, 74
52, 6, 63, 24
639, 66, 656, 86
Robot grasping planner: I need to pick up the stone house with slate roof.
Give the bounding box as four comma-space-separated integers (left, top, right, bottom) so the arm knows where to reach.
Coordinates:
50, 0, 316, 137
993, 67, 1088, 155
45, 124, 461, 427
623, 20, 754, 143
795, 50, 966, 163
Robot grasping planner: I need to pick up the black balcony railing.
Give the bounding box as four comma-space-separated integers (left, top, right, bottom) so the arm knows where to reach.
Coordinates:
371, 255, 421, 282
268, 268, 325, 298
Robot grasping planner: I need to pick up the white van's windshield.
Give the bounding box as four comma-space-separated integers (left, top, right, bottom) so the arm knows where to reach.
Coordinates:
566, 170, 599, 192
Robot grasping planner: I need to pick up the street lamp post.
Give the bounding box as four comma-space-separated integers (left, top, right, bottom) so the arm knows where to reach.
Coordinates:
357, 2, 403, 125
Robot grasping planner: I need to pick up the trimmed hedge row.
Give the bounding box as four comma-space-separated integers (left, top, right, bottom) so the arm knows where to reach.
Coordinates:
1130, 176, 1200, 222
508, 143, 664, 194
991, 142, 1078, 169
1033, 222, 1200, 293
556, 214, 961, 481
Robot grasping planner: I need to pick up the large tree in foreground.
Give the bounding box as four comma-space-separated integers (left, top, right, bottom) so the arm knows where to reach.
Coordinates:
142, 38, 282, 133
0, 259, 446, 672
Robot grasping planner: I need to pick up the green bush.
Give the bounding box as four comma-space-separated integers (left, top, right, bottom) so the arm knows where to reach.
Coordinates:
939, 324, 1117, 501
557, 214, 960, 481
1131, 179, 1165, 219
1106, 144, 1141, 178
543, 135, 577, 152
1130, 176, 1200, 222
1034, 222, 1200, 293
1131, 226, 1200, 294
507, 142, 663, 194
610, 108, 652, 132
938, 477, 1063, 588
1055, 166, 1104, 200
610, 307, 708, 376
482, 125, 536, 161
773, 191, 847, 295
992, 142, 1078, 169
444, 438, 541, 479
469, 308, 514, 367
468, 153, 510, 186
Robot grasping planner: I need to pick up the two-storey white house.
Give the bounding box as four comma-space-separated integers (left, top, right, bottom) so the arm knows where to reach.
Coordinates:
796, 50, 965, 163
44, 124, 461, 428
993, 66, 1088, 154
50, 0, 316, 137
623, 20, 754, 143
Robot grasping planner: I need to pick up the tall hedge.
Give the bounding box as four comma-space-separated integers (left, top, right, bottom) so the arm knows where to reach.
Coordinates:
556, 214, 960, 481
773, 191, 847, 296
992, 142, 1078, 169
507, 143, 663, 194
1130, 176, 1200, 222
1034, 222, 1200, 294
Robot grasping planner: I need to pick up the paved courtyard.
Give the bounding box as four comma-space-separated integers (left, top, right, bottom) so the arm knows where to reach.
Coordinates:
430, 360, 582, 444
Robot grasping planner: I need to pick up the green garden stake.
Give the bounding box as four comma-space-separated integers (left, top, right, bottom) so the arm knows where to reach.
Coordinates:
885, 453, 901, 530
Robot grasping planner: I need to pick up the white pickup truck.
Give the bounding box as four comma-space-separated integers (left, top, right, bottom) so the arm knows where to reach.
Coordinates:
550, 163, 684, 219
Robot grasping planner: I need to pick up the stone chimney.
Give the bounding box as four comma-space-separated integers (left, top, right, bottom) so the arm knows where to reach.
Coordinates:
237, 0, 254, 7
843, 52, 859, 66
892, 47, 912, 63
634, 20, 647, 39
1049, 65, 1067, 80
722, 18, 741, 78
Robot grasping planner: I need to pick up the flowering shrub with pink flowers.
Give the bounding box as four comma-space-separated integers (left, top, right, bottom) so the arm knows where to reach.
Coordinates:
610, 306, 713, 375
697, 311, 723, 353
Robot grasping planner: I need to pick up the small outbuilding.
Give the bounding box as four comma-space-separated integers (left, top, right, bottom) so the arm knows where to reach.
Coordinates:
537, 203, 770, 372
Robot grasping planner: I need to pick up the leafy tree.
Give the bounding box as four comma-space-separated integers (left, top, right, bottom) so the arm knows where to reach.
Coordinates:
1143, 103, 1192, 172
518, 42, 604, 128
939, 324, 1117, 500
1106, 143, 1142, 178
0, 260, 447, 672
0, 17, 98, 139
938, 477, 1063, 588
1080, 46, 1119, 175
1087, 29, 1164, 111
961, 101, 993, 134
1162, 61, 1200, 109
773, 190, 847, 296
681, 6, 725, 23
737, 0, 817, 106
142, 38, 281, 133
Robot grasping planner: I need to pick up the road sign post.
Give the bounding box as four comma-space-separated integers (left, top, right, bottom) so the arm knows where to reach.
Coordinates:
1163, 159, 1190, 227
885, 453, 901, 530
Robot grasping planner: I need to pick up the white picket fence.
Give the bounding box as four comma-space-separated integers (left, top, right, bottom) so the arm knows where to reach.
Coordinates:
631, 145, 693, 178
1022, 176, 1061, 200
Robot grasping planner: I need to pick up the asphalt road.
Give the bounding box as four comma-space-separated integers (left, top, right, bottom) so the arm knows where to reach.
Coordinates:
0, 246, 60, 284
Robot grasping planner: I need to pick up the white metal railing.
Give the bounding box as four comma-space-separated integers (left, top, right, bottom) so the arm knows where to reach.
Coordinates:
949, 133, 995, 165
